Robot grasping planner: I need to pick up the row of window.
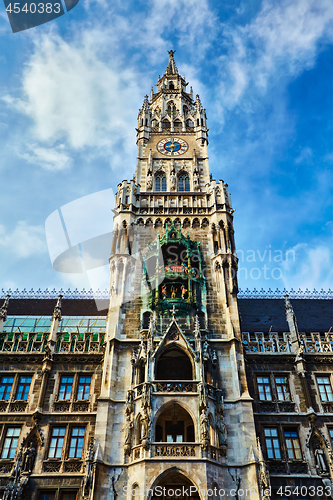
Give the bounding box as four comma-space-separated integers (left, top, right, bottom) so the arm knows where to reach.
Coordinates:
256, 374, 333, 402
39, 492, 77, 500
264, 426, 333, 461
154, 173, 190, 192
1, 425, 86, 460
0, 374, 92, 402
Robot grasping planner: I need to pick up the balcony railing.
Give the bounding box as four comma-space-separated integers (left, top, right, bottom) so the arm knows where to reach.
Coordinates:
152, 443, 198, 458
0, 331, 105, 354
152, 381, 198, 393
257, 401, 296, 413
300, 332, 333, 353
242, 332, 292, 353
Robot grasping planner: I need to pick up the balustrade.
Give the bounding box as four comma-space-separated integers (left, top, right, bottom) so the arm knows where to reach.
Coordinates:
242, 332, 292, 353
243, 331, 333, 354
152, 381, 198, 393
0, 331, 105, 354
153, 443, 197, 458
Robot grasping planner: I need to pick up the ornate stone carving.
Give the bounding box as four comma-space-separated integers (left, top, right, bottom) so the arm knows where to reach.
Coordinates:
43, 461, 61, 473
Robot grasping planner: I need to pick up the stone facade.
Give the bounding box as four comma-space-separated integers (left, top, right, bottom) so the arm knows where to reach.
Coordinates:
0, 53, 332, 500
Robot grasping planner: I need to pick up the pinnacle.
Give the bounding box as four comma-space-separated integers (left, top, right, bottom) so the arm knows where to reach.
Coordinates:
165, 49, 178, 75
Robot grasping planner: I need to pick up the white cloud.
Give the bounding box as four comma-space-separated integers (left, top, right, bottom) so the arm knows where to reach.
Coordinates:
14, 33, 143, 153
219, 0, 333, 108
294, 147, 313, 164
0, 221, 47, 258
19, 144, 72, 171
281, 243, 333, 290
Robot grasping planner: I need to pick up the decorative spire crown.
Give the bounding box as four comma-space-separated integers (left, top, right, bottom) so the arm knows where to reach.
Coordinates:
166, 50, 178, 75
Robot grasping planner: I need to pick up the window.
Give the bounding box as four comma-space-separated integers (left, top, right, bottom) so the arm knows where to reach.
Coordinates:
77, 376, 91, 401
329, 428, 333, 446
48, 427, 66, 459
178, 174, 190, 192
38, 492, 56, 500
58, 376, 73, 401
15, 375, 32, 401
68, 428, 85, 458
257, 376, 272, 401
1, 427, 20, 459
0, 376, 14, 401
284, 430, 301, 459
275, 376, 291, 401
317, 376, 333, 402
60, 492, 78, 500
155, 174, 166, 192
264, 428, 281, 459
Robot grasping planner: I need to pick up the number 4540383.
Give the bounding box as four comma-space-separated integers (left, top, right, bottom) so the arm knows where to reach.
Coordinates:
6, 3, 61, 13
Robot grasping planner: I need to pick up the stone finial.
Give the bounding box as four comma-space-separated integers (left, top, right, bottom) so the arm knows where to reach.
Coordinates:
166, 50, 178, 75
53, 294, 63, 321
0, 294, 10, 322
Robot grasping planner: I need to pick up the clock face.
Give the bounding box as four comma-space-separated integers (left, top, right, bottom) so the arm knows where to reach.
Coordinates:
157, 138, 188, 156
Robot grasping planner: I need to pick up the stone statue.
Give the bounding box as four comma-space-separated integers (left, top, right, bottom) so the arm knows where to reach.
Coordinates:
146, 174, 152, 190
124, 418, 133, 446
315, 447, 328, 474
141, 383, 151, 411
141, 411, 151, 441
216, 415, 227, 447
199, 383, 208, 410
22, 441, 36, 473
170, 172, 176, 190
200, 409, 209, 442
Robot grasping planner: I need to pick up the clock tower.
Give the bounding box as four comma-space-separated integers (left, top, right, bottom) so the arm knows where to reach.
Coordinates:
96, 51, 262, 499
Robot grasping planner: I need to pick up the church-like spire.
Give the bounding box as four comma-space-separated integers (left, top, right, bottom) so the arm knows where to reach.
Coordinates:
0, 294, 10, 322
165, 50, 178, 75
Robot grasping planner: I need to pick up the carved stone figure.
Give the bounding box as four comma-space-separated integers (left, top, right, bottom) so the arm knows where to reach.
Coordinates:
216, 415, 227, 447
124, 418, 134, 446
170, 172, 176, 190
198, 383, 208, 410
141, 411, 151, 441
200, 409, 209, 442
141, 383, 151, 410
22, 441, 36, 473
146, 173, 152, 190
315, 447, 328, 474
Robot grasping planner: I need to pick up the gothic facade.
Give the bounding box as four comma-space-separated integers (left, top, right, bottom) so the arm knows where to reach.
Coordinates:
0, 52, 332, 500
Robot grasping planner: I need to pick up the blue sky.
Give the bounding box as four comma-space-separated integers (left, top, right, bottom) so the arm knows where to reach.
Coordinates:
0, 0, 332, 294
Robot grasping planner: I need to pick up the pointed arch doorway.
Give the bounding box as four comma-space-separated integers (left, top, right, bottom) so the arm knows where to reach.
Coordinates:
150, 469, 200, 499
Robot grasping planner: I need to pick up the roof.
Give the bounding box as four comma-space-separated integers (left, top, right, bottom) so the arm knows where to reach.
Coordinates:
4, 299, 109, 317
238, 299, 333, 333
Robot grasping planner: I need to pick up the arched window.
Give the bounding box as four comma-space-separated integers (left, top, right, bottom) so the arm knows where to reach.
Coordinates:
155, 403, 195, 443
156, 348, 192, 380
178, 174, 190, 192
169, 82, 174, 90
167, 102, 176, 118
155, 174, 166, 192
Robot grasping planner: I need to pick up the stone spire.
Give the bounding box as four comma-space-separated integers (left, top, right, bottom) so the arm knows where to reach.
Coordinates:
285, 294, 300, 351
165, 50, 178, 75
0, 294, 10, 324
49, 294, 63, 348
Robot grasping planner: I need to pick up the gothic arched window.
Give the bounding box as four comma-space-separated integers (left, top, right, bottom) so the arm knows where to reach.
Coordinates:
178, 174, 190, 192
155, 174, 166, 192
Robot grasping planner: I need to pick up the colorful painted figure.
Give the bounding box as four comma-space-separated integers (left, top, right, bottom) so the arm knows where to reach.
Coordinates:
181, 284, 187, 299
